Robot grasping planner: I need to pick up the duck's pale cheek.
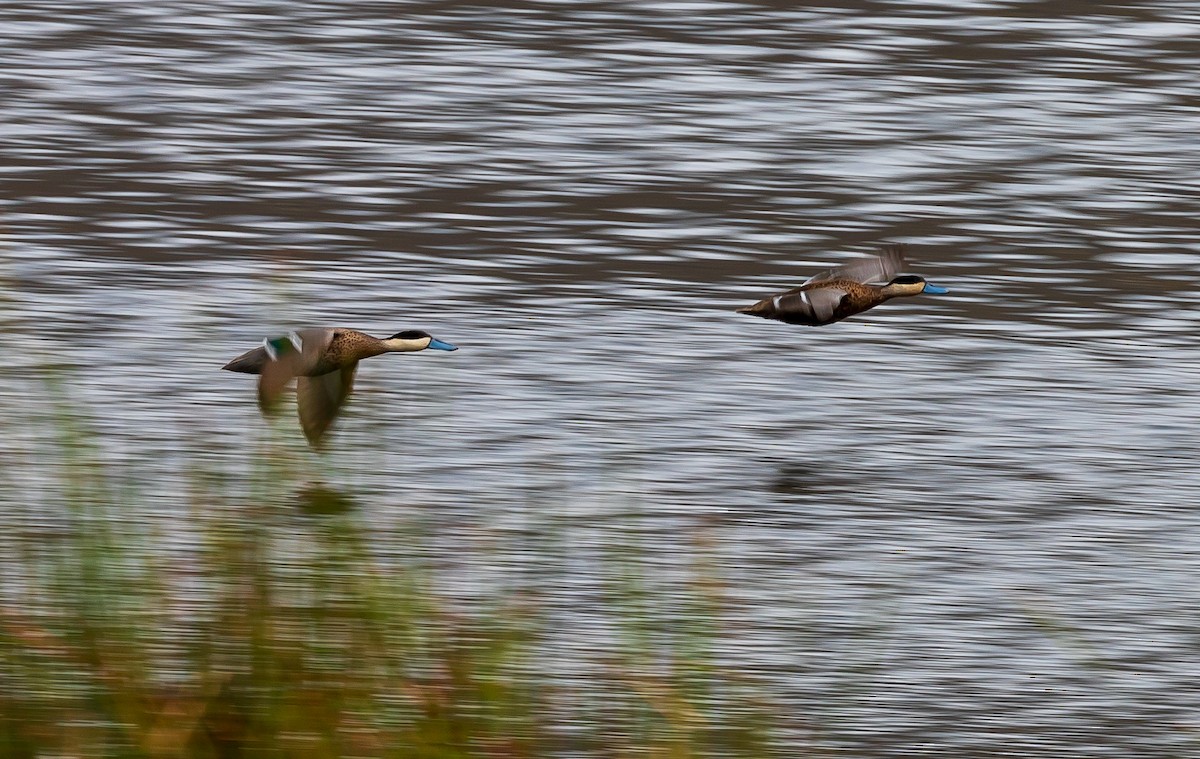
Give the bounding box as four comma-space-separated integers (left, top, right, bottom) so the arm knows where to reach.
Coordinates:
383, 338, 430, 351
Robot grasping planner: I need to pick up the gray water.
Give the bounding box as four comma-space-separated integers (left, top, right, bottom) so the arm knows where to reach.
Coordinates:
4, 1, 1200, 755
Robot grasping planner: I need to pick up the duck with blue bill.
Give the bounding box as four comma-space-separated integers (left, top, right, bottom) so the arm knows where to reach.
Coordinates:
736, 243, 948, 326
223, 327, 457, 447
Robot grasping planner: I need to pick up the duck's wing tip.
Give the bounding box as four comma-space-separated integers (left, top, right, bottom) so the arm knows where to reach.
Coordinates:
297, 365, 358, 448
876, 242, 908, 274
257, 359, 297, 414
807, 244, 906, 285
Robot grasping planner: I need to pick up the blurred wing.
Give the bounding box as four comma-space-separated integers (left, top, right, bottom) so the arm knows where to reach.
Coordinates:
255, 329, 335, 414
804, 243, 907, 285
774, 286, 847, 323
257, 334, 303, 413
296, 364, 357, 448
296, 327, 336, 365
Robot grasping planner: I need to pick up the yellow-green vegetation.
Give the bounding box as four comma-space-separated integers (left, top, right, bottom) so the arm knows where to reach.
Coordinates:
0, 383, 778, 758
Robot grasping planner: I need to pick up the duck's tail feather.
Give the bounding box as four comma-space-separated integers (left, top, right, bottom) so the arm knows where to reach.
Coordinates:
222, 346, 269, 374
736, 300, 773, 318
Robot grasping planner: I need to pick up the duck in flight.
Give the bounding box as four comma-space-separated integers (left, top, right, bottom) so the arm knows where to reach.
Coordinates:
223, 328, 457, 447
736, 243, 948, 326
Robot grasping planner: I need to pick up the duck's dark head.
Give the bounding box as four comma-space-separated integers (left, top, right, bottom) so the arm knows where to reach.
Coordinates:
881, 274, 948, 297
382, 330, 458, 352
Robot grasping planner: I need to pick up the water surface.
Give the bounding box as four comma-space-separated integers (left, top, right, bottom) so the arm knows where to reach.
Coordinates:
3, 1, 1200, 755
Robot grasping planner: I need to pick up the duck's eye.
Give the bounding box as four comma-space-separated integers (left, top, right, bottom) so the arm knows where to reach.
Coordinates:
890, 275, 923, 285
391, 330, 429, 340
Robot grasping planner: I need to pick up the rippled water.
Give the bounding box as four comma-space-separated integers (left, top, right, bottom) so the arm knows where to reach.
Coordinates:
4, 1, 1200, 755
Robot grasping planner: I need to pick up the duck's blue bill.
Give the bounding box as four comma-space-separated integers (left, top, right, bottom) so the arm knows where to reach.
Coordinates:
922, 283, 949, 294
428, 338, 458, 351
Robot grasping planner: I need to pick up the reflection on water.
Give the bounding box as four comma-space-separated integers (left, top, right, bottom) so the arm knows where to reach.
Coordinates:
4, 1, 1200, 755
295, 481, 358, 516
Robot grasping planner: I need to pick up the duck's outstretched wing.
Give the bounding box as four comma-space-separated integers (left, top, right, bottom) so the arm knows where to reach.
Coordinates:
255, 329, 335, 414
296, 365, 357, 448
737, 284, 848, 324
803, 243, 906, 285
